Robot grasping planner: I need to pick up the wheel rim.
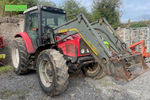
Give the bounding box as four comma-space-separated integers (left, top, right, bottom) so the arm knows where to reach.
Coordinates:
86, 63, 100, 74
12, 45, 19, 69
39, 59, 53, 88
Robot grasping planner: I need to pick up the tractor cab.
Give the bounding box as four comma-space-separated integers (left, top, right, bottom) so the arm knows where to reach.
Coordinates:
24, 6, 66, 49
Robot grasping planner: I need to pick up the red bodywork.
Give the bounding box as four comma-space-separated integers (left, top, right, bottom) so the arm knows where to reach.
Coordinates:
15, 32, 35, 53
129, 40, 150, 58
57, 33, 90, 57
0, 37, 5, 48
15, 32, 89, 57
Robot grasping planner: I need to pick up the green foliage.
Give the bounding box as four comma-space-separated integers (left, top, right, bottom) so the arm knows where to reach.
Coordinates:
129, 21, 148, 28
62, 0, 79, 20
0, 0, 55, 16
61, 0, 91, 21
23, 0, 37, 7
0, 0, 122, 29
0, 0, 36, 16
120, 20, 150, 28
39, 0, 56, 7
0, 66, 12, 74
130, 23, 147, 28
92, 0, 121, 29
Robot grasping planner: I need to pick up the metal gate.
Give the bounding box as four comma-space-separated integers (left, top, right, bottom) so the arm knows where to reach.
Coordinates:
118, 27, 150, 53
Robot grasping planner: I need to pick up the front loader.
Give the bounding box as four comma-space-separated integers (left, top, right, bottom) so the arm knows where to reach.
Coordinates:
55, 14, 149, 81
11, 5, 149, 96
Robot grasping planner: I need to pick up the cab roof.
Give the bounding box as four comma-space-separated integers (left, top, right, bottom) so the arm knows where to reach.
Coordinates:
24, 6, 38, 14
23, 5, 66, 14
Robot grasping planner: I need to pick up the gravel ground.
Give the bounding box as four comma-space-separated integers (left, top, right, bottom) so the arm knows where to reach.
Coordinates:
0, 67, 150, 100
85, 66, 150, 100
0, 71, 104, 100
123, 68, 150, 100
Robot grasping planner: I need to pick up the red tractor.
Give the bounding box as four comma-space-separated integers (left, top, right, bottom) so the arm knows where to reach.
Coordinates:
12, 5, 149, 96
11, 6, 103, 96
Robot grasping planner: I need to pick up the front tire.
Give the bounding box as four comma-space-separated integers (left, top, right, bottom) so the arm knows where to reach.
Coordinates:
82, 62, 105, 79
37, 49, 69, 96
11, 38, 30, 75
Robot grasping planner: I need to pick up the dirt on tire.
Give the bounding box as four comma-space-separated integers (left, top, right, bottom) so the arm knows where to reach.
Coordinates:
37, 49, 69, 96
12, 38, 30, 75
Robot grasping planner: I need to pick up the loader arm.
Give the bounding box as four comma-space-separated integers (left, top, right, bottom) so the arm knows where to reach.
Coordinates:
54, 14, 149, 81
55, 14, 110, 58
91, 19, 132, 54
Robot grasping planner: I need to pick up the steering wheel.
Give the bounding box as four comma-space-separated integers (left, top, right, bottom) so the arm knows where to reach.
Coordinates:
44, 25, 54, 33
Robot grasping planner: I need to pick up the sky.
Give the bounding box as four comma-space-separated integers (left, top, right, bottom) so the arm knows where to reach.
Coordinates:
121, 0, 150, 23
49, 0, 150, 23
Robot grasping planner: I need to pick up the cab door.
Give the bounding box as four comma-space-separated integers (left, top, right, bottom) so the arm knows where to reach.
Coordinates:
25, 12, 38, 50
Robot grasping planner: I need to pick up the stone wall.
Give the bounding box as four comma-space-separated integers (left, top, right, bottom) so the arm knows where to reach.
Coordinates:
0, 15, 24, 65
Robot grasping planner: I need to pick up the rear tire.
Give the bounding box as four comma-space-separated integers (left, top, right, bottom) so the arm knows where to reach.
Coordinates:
82, 63, 105, 79
11, 38, 30, 75
37, 49, 69, 96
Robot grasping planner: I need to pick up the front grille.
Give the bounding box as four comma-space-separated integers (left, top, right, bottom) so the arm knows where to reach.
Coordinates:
65, 43, 75, 54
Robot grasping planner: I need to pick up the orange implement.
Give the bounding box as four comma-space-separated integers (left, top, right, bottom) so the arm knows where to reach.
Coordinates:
129, 40, 150, 58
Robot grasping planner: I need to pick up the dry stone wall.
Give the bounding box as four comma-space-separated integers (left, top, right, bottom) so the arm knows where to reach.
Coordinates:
0, 15, 24, 65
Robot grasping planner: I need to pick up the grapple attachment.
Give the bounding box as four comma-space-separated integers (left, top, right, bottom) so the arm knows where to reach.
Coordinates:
109, 54, 149, 81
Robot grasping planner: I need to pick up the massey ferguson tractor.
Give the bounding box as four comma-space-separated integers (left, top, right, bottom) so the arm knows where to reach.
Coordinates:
11, 5, 149, 96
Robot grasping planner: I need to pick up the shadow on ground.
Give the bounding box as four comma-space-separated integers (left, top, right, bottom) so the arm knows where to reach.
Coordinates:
0, 71, 103, 100
1, 69, 150, 100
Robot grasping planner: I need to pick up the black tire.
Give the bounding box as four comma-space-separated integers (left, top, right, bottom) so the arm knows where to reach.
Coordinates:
82, 63, 105, 79
11, 38, 30, 75
37, 49, 69, 96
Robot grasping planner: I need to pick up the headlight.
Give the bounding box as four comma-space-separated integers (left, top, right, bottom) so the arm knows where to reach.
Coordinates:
87, 49, 89, 53
81, 49, 85, 54
79, 39, 90, 54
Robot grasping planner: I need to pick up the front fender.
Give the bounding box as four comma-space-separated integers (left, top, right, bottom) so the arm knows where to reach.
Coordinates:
15, 32, 35, 53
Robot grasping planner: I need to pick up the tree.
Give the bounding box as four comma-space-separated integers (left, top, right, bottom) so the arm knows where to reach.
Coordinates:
23, 0, 37, 7
0, 0, 37, 16
61, 0, 90, 21
0, 0, 56, 16
39, 0, 56, 7
92, 0, 121, 28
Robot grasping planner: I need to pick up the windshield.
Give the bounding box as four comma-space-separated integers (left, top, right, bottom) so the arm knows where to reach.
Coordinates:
42, 10, 66, 28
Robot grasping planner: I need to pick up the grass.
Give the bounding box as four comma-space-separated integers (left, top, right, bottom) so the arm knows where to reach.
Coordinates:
0, 66, 13, 74
0, 89, 27, 99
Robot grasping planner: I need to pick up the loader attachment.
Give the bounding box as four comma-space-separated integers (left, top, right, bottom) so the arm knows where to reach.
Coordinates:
110, 54, 149, 81
54, 14, 149, 81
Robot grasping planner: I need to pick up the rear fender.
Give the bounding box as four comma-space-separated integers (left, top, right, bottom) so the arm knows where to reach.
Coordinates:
15, 32, 35, 53
0, 37, 5, 48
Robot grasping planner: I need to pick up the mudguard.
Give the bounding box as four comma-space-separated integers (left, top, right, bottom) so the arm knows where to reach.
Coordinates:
0, 37, 5, 48
15, 32, 35, 53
